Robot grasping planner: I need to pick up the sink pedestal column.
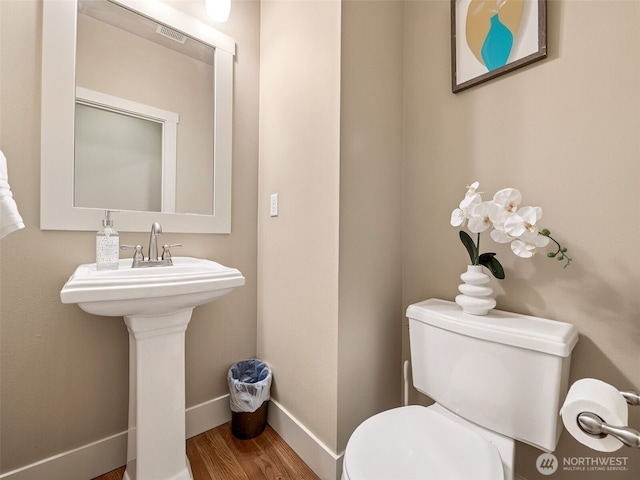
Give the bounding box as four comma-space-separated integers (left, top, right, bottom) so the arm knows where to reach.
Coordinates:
123, 309, 194, 480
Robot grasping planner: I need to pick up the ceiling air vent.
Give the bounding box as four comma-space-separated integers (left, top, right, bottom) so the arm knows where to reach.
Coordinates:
156, 24, 187, 44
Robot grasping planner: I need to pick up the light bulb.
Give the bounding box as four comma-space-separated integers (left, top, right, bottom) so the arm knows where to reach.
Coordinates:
205, 0, 231, 23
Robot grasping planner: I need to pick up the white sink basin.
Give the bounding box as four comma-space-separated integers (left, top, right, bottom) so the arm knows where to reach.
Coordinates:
60, 256, 245, 316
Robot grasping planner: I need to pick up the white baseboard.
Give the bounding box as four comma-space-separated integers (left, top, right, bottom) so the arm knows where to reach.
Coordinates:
0, 431, 127, 480
185, 393, 232, 438
0, 394, 232, 480
0, 395, 341, 480
267, 398, 343, 480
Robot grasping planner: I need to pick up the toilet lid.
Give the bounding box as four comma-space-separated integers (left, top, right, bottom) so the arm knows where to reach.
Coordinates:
343, 406, 504, 480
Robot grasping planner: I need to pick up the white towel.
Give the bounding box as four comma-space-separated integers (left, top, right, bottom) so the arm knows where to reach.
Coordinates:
0, 149, 25, 239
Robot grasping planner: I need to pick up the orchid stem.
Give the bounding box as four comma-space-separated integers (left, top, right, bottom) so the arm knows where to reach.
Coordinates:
540, 230, 572, 268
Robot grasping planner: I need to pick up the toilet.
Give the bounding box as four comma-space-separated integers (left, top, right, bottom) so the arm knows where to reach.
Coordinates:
342, 298, 579, 480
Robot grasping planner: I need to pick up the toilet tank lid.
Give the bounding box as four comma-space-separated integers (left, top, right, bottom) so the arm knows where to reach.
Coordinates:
407, 299, 579, 357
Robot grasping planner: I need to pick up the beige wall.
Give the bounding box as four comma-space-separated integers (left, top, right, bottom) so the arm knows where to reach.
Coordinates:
0, 0, 260, 473
258, 0, 404, 456
337, 0, 404, 452
258, 0, 342, 451
403, 1, 639, 479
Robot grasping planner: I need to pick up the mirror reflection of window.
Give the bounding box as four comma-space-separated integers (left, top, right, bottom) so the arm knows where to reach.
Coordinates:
74, 103, 163, 212
76, 0, 215, 215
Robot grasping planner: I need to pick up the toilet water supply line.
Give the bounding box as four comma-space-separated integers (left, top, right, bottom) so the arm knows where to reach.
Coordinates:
577, 390, 640, 449
403, 360, 410, 407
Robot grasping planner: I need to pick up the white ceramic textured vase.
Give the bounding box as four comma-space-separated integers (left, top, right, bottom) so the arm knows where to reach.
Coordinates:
455, 265, 496, 315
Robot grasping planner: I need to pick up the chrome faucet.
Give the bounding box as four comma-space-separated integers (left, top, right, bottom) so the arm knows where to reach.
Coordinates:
121, 222, 181, 268
148, 222, 162, 261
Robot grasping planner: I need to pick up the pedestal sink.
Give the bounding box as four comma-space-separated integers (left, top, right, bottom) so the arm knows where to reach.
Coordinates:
60, 257, 245, 480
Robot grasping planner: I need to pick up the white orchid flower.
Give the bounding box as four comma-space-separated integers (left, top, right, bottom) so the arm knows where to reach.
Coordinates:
467, 201, 494, 233
490, 224, 513, 244
510, 230, 551, 258
450, 208, 466, 227
465, 181, 480, 197
492, 188, 522, 221
450, 181, 571, 274
461, 182, 482, 206
450, 182, 482, 227
504, 205, 543, 238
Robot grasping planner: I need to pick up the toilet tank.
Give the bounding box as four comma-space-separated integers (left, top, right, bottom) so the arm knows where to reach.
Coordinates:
407, 298, 578, 452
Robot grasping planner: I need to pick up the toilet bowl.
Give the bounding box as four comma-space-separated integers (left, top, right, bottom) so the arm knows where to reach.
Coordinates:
342, 404, 510, 480
342, 299, 578, 480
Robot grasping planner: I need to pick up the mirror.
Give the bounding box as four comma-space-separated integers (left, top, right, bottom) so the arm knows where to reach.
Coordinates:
75, 0, 212, 215
41, 0, 236, 233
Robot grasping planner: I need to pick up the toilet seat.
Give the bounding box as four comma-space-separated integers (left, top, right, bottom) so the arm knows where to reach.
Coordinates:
342, 405, 504, 480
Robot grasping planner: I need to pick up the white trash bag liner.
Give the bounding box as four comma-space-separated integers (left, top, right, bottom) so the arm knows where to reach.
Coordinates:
227, 359, 272, 413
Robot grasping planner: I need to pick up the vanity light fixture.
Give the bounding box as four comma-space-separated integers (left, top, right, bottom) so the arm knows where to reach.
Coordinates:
205, 0, 230, 23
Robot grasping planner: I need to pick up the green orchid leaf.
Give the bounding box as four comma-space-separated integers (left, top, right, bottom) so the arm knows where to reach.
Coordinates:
459, 231, 477, 264
479, 253, 505, 279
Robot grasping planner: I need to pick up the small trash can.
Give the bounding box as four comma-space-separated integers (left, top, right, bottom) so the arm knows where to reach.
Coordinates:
227, 358, 272, 439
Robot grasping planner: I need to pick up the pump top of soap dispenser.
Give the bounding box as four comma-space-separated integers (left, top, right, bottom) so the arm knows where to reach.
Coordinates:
102, 210, 118, 228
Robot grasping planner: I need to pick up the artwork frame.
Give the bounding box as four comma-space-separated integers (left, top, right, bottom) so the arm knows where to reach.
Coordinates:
451, 0, 547, 93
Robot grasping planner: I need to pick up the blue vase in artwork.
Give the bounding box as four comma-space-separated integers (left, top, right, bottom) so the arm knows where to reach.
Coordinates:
481, 14, 514, 71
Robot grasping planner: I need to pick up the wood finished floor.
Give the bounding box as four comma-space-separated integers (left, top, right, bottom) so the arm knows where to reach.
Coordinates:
92, 422, 320, 480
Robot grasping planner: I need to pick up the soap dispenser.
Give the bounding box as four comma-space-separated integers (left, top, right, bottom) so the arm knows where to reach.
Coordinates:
96, 210, 119, 270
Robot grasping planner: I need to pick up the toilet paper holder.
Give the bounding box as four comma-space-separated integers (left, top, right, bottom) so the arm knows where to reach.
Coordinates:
577, 390, 640, 449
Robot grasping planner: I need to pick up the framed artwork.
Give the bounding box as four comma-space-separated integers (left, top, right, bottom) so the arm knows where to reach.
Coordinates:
451, 0, 547, 93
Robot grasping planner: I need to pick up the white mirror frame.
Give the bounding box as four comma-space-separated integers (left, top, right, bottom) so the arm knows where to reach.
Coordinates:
41, 0, 236, 233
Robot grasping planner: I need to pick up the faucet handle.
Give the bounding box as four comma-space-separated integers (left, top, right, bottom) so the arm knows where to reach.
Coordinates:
121, 244, 144, 262
162, 243, 182, 261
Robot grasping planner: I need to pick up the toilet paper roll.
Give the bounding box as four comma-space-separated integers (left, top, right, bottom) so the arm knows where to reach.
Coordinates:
560, 378, 629, 452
